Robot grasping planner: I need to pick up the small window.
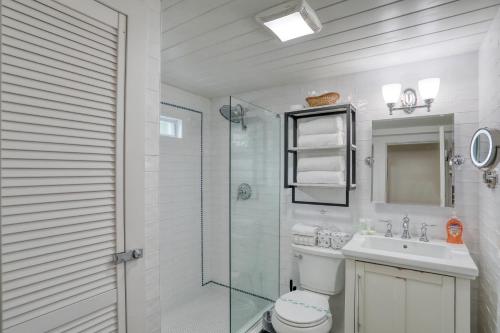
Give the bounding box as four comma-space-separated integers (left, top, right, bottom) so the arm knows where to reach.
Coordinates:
160, 116, 182, 138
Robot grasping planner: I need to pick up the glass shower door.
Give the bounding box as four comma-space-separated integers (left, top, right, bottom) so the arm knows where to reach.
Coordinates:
229, 97, 281, 332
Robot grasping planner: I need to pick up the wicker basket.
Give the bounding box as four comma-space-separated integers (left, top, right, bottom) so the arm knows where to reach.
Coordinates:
306, 92, 340, 107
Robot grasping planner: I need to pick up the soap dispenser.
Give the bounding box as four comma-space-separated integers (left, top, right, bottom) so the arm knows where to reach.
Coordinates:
446, 212, 464, 244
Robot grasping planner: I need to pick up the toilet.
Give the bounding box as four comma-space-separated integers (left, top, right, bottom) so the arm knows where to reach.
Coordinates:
271, 243, 345, 333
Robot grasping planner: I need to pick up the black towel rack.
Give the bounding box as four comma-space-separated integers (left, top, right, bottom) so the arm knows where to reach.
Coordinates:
284, 104, 357, 206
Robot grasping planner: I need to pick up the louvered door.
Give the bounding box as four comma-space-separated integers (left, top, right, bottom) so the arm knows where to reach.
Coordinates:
0, 0, 127, 332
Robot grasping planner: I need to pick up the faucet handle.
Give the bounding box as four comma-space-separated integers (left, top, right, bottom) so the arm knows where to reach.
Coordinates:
419, 223, 436, 242
379, 218, 393, 237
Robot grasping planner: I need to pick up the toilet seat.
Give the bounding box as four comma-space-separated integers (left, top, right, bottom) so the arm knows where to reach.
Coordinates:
272, 290, 332, 332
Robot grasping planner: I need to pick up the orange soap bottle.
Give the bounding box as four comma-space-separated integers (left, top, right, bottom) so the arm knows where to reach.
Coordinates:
446, 212, 464, 244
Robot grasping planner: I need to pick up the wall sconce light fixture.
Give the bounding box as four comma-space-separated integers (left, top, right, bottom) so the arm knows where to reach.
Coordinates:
382, 78, 440, 115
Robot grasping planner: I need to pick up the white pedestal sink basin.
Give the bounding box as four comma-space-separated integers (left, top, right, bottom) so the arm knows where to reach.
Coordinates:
342, 233, 478, 279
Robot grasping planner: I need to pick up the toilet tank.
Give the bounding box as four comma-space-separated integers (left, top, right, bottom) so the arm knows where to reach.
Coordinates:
292, 243, 345, 295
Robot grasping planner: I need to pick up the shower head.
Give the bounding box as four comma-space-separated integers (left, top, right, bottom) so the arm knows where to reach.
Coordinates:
219, 104, 247, 129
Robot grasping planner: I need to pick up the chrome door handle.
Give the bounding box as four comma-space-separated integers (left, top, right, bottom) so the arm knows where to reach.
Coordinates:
114, 248, 143, 264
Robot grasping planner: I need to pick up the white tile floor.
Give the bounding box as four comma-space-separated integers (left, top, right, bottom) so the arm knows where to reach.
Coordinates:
162, 283, 270, 333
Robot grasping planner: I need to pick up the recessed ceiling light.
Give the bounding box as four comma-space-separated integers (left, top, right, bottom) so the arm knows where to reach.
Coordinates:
256, 0, 322, 42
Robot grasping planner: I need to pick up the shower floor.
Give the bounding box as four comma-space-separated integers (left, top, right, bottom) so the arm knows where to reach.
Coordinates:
162, 283, 270, 333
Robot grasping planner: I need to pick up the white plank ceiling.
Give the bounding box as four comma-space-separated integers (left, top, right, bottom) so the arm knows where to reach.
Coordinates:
162, 0, 500, 97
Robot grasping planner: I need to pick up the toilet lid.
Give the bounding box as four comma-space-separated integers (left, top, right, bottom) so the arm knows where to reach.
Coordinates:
274, 291, 331, 327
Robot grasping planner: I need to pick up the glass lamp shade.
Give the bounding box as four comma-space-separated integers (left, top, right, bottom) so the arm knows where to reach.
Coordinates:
418, 78, 440, 100
382, 83, 402, 104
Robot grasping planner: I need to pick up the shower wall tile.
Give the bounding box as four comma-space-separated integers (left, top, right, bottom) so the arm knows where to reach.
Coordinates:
205, 96, 230, 286
159, 84, 214, 324
478, 10, 500, 333
234, 52, 481, 333
144, 0, 161, 332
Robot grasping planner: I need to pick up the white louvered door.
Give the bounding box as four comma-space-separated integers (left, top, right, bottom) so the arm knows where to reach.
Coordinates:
0, 0, 127, 332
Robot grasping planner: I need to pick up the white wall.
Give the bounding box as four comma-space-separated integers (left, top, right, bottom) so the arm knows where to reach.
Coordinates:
478, 10, 500, 333
228, 52, 481, 332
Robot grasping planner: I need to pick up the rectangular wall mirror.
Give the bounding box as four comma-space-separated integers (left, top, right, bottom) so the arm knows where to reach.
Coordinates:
371, 114, 454, 207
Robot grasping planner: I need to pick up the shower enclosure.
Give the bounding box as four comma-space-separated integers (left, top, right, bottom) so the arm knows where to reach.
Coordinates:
229, 97, 281, 332
158, 97, 280, 333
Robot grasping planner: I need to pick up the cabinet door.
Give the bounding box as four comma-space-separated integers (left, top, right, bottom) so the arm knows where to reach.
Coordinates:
356, 262, 454, 333
406, 271, 455, 333
356, 262, 405, 333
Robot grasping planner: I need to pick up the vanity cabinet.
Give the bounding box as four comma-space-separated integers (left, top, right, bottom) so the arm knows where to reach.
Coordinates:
345, 260, 471, 333
353, 262, 454, 333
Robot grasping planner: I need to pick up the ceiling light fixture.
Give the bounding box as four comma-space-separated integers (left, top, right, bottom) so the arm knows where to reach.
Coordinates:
382, 78, 440, 115
256, 0, 322, 42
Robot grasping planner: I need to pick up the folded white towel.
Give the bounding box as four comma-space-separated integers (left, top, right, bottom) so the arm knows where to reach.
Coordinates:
293, 235, 316, 246
298, 155, 345, 172
299, 116, 344, 135
292, 223, 319, 237
297, 171, 345, 184
298, 132, 345, 148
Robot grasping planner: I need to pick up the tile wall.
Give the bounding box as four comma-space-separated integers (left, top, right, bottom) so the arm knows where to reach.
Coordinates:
478, 10, 500, 333
144, 0, 161, 332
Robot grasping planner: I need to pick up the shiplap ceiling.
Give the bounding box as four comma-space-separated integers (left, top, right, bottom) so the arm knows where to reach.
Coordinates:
162, 0, 500, 97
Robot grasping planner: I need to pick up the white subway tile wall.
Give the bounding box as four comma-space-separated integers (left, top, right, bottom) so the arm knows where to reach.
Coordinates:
145, 0, 161, 332
159, 84, 214, 323
478, 10, 500, 333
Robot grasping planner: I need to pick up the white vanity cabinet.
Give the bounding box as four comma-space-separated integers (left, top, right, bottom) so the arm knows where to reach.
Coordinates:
345, 259, 472, 333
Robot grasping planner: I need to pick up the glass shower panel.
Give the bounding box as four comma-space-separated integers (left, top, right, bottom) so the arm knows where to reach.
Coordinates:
229, 97, 280, 332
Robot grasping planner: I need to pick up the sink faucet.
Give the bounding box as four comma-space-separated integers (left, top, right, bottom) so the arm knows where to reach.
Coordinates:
401, 215, 411, 239
419, 223, 436, 242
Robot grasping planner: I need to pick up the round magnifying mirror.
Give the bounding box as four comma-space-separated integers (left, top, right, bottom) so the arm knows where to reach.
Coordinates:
470, 128, 500, 169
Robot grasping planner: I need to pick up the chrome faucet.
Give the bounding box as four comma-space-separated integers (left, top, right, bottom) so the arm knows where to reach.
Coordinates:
401, 215, 411, 239
379, 218, 393, 237
419, 223, 436, 242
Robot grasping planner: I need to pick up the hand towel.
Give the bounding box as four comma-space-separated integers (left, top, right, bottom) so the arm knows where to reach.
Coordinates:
299, 116, 344, 135
298, 155, 345, 172
298, 132, 345, 148
292, 223, 319, 237
297, 171, 345, 184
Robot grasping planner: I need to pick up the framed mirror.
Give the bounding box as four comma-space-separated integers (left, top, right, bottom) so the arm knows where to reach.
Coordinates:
371, 114, 454, 207
470, 128, 500, 169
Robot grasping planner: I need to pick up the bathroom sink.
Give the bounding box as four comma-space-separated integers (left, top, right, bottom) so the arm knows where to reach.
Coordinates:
361, 236, 450, 259
342, 233, 478, 279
